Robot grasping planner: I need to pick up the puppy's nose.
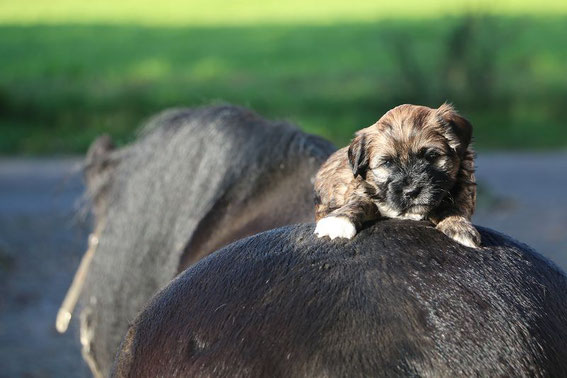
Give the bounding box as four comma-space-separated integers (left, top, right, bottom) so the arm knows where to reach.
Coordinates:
403, 186, 421, 199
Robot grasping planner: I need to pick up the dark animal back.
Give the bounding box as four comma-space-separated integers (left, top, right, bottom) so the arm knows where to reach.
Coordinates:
113, 220, 567, 377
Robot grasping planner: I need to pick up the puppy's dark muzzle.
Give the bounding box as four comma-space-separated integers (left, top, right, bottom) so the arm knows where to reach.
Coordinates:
403, 186, 422, 199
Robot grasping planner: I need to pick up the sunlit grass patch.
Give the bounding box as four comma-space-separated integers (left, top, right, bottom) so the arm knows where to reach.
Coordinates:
1, 0, 566, 25
1, 15, 566, 154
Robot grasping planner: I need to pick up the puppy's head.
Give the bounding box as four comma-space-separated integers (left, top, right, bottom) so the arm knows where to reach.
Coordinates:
348, 103, 472, 220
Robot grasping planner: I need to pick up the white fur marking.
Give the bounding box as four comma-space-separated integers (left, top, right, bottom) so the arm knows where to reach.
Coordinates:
371, 166, 390, 182
399, 213, 424, 221
376, 204, 400, 219
436, 157, 448, 169
314, 216, 356, 240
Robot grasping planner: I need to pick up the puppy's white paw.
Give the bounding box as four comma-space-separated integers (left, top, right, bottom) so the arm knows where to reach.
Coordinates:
314, 216, 357, 240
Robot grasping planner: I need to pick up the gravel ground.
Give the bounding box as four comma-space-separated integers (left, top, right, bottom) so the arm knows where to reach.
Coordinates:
0, 158, 90, 377
474, 153, 567, 268
0, 154, 565, 377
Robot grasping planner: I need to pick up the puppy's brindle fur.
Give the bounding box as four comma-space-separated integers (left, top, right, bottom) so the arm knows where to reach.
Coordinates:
314, 103, 481, 248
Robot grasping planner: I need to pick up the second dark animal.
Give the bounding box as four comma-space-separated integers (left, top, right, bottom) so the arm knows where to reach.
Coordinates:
62, 105, 335, 377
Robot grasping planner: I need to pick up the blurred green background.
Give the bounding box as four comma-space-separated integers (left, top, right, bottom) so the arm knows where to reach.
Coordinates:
1, 0, 566, 154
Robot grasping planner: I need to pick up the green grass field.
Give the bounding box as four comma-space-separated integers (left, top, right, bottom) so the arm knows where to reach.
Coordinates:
1, 1, 566, 154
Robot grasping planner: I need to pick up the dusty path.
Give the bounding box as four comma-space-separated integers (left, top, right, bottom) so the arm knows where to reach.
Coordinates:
0, 154, 565, 377
474, 153, 567, 268
0, 158, 89, 377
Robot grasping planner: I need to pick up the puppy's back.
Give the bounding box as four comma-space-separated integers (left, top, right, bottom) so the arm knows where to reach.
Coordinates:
113, 221, 567, 377
313, 146, 357, 219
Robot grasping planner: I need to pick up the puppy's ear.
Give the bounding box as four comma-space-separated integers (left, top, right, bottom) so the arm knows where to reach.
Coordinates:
348, 132, 369, 179
437, 103, 472, 156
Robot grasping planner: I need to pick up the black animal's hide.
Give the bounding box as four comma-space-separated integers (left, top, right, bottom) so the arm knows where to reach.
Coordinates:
78, 105, 335, 375
113, 220, 567, 378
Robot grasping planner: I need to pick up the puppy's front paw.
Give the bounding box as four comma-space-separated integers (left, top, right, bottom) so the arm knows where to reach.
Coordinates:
436, 216, 481, 248
314, 216, 357, 240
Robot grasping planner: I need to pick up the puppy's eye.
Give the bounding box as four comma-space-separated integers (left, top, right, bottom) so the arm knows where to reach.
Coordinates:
424, 150, 441, 162
381, 158, 394, 168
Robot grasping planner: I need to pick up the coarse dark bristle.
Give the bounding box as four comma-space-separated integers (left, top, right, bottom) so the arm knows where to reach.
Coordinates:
78, 104, 336, 374
114, 220, 567, 377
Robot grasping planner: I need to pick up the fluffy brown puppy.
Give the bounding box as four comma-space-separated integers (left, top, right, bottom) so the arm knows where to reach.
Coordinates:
314, 103, 481, 248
